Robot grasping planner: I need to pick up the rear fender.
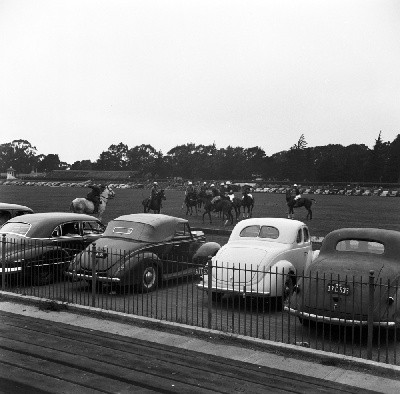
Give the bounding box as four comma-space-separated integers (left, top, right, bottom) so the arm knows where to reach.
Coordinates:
262, 260, 296, 297
193, 242, 221, 264
116, 252, 161, 285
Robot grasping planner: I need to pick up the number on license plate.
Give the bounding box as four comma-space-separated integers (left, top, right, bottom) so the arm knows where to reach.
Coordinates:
327, 282, 350, 295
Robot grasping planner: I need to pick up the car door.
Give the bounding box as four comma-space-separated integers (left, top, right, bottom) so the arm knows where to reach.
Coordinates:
171, 222, 194, 272
51, 221, 85, 257
81, 220, 105, 247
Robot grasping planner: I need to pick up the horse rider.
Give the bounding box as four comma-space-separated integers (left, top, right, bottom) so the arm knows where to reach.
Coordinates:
86, 184, 105, 213
219, 182, 226, 196
293, 184, 301, 201
148, 181, 159, 210
185, 181, 196, 203
242, 185, 253, 199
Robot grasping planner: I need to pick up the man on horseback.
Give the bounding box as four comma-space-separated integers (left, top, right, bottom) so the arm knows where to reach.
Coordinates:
185, 181, 196, 205
148, 181, 159, 211
293, 184, 301, 202
86, 184, 105, 214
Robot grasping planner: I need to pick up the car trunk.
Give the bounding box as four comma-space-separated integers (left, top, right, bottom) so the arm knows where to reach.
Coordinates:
212, 244, 273, 288
75, 238, 145, 272
302, 255, 390, 322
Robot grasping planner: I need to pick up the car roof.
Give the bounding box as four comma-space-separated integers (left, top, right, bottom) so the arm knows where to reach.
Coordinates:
108, 214, 188, 243
320, 228, 400, 258
113, 213, 188, 226
7, 212, 99, 225
0, 202, 33, 212
229, 217, 307, 244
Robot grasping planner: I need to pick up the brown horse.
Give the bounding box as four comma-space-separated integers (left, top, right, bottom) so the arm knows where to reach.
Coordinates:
286, 189, 314, 220
241, 194, 255, 219
142, 189, 166, 214
185, 192, 198, 215
202, 196, 234, 226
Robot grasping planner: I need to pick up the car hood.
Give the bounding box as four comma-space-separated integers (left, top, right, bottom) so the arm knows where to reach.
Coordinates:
73, 237, 149, 271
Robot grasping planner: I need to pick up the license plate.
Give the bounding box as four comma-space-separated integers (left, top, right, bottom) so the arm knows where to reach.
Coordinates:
327, 282, 350, 295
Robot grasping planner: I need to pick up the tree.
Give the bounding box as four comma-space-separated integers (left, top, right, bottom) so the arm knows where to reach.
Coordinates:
95, 143, 129, 170
37, 154, 61, 172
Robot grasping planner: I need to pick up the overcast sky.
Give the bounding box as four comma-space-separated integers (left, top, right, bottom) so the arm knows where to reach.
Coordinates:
1, 0, 400, 164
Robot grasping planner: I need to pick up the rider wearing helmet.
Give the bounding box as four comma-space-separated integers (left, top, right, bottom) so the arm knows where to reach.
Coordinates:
293, 184, 301, 201
148, 181, 159, 210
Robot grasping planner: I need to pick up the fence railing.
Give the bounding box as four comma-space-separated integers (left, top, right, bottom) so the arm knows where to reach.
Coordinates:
1, 235, 399, 366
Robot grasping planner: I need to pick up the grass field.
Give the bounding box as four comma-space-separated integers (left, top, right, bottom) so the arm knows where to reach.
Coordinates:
1, 186, 400, 239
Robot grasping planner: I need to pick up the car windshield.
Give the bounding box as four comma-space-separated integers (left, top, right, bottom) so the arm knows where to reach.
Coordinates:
0, 222, 30, 236
336, 240, 384, 254
240, 225, 279, 239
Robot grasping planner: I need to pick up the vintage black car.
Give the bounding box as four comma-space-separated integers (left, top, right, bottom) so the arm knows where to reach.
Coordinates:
0, 203, 34, 227
0, 212, 105, 285
286, 228, 400, 327
66, 213, 220, 292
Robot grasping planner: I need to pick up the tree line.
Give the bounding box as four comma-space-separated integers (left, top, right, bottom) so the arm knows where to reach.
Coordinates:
1, 133, 399, 183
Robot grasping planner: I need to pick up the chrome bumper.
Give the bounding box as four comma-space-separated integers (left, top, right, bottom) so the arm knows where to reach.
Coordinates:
196, 283, 271, 297
65, 271, 120, 283
285, 307, 396, 327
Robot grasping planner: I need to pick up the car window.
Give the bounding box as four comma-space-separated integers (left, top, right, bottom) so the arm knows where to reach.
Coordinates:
240, 225, 260, 237
259, 226, 279, 239
60, 222, 81, 236
0, 210, 12, 226
83, 221, 105, 235
174, 223, 191, 239
336, 240, 384, 254
296, 229, 302, 243
303, 227, 310, 242
240, 225, 280, 239
0, 222, 30, 235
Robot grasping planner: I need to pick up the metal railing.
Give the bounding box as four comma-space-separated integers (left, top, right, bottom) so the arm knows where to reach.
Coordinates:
1, 235, 399, 365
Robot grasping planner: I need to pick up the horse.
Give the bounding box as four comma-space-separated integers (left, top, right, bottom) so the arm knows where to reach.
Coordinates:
241, 194, 255, 219
142, 189, 166, 214
231, 197, 242, 221
202, 195, 234, 226
184, 192, 198, 216
285, 189, 314, 220
70, 185, 115, 220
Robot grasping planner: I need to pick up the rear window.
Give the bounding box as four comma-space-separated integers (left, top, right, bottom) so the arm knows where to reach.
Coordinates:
0, 222, 31, 236
240, 225, 279, 239
336, 240, 384, 254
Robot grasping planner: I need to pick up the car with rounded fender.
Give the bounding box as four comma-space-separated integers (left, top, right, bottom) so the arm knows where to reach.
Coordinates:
0, 202, 34, 227
198, 218, 316, 302
0, 212, 105, 285
286, 228, 400, 327
66, 213, 220, 292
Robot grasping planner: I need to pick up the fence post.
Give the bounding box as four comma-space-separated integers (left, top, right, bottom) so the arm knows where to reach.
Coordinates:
367, 270, 375, 360
1, 234, 6, 291
207, 256, 212, 329
91, 243, 97, 308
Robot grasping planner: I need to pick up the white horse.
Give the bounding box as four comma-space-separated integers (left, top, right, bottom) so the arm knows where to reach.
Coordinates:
70, 185, 115, 220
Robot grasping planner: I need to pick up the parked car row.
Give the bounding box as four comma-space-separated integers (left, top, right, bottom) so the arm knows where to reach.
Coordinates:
1, 207, 399, 329
252, 186, 400, 196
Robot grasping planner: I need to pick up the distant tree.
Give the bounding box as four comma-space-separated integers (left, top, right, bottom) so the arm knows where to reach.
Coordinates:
37, 154, 61, 172
95, 143, 129, 170
385, 134, 400, 182
70, 160, 93, 170
365, 131, 390, 182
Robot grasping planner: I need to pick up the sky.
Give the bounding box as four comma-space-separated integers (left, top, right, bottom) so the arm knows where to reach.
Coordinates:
1, 0, 400, 165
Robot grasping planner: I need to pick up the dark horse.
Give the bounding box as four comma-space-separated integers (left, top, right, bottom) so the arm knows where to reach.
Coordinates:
185, 192, 198, 216
285, 189, 314, 220
142, 189, 166, 214
241, 194, 255, 219
202, 195, 234, 226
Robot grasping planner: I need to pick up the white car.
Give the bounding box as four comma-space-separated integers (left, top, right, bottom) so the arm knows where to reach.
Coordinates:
199, 218, 316, 301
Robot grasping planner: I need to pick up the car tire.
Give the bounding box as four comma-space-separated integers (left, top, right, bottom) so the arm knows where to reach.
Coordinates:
282, 270, 296, 308
139, 262, 159, 292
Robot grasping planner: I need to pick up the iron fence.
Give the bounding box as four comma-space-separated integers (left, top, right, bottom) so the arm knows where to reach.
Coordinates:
1, 235, 399, 366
